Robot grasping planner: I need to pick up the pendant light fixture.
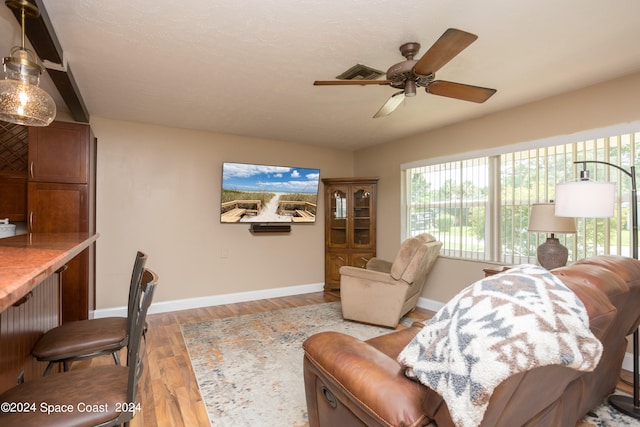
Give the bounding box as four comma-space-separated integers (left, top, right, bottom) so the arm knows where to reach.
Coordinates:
0, 0, 56, 126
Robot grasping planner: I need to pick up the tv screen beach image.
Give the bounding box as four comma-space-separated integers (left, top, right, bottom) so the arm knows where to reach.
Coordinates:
220, 162, 320, 223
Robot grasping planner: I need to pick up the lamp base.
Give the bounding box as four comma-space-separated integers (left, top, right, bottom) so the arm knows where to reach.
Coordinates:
608, 394, 640, 419
536, 236, 568, 270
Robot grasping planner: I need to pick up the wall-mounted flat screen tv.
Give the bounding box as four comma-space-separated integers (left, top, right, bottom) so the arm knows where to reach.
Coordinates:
220, 162, 320, 224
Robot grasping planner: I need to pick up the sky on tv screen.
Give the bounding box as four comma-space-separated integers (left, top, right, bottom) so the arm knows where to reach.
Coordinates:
222, 162, 320, 194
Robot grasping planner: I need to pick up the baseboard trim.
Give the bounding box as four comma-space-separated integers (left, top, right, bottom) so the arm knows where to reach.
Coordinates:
416, 296, 444, 313
93, 282, 325, 318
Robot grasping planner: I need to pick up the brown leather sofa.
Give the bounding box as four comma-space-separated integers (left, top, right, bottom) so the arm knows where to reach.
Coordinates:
303, 255, 640, 427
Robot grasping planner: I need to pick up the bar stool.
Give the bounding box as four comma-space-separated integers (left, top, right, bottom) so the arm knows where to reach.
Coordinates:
32, 251, 147, 375
0, 268, 158, 427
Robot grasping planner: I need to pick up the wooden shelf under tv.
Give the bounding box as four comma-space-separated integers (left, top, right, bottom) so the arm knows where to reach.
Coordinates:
249, 223, 292, 234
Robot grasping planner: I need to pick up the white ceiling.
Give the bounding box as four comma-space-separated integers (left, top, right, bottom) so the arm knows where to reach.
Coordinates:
2, 0, 640, 150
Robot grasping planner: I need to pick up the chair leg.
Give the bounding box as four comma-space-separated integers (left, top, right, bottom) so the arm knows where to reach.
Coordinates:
42, 362, 55, 376
112, 351, 121, 365
63, 361, 69, 372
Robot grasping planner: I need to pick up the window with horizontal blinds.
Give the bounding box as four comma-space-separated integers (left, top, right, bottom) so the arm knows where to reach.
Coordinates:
406, 157, 489, 260
403, 126, 640, 263
499, 145, 576, 265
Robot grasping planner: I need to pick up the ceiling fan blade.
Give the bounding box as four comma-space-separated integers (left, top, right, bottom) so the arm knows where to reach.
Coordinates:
427, 80, 496, 103
413, 28, 478, 76
314, 80, 391, 86
373, 91, 405, 118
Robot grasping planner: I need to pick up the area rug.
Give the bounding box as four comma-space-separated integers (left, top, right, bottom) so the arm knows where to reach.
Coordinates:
578, 401, 640, 427
180, 302, 413, 426
180, 302, 639, 427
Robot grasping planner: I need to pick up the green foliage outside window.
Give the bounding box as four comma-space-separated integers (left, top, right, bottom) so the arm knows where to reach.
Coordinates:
405, 129, 640, 263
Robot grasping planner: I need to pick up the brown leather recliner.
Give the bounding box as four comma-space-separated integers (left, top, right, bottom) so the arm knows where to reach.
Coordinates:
303, 255, 640, 427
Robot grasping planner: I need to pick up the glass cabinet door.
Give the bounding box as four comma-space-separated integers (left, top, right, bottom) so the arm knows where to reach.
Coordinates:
328, 186, 348, 247
351, 185, 374, 247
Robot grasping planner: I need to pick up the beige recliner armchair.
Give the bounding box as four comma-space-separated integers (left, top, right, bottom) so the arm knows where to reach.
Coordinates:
339, 233, 442, 328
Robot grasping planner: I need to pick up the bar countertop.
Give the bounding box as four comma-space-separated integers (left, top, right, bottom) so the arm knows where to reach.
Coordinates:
0, 232, 99, 313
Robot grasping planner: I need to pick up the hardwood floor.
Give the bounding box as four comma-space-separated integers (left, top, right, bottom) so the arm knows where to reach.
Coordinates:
77, 292, 435, 427
74, 291, 637, 426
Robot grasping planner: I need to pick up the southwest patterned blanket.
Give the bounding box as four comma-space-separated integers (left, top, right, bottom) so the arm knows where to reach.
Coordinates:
397, 265, 603, 427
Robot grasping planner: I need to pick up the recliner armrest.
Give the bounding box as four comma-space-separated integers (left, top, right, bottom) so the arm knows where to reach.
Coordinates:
303, 331, 432, 427
366, 257, 393, 273
339, 266, 401, 285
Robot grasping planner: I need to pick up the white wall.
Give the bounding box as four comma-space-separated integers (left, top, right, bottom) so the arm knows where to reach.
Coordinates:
91, 118, 353, 309
354, 71, 640, 303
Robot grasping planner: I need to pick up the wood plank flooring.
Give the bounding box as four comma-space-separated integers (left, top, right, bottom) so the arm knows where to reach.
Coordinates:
77, 291, 434, 427
75, 292, 633, 426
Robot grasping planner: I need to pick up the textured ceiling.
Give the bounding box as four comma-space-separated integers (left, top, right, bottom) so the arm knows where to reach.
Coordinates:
1, 0, 640, 150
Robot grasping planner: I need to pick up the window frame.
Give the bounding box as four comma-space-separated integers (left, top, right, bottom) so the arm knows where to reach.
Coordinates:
401, 122, 640, 264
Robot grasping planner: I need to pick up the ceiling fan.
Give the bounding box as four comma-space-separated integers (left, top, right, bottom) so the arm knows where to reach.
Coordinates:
314, 28, 497, 118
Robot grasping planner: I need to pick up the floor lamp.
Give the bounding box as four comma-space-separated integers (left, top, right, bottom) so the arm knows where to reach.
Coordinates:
555, 160, 639, 419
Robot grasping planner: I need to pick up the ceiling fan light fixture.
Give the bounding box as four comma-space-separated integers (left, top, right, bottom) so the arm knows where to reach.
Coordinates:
404, 79, 417, 97
0, 0, 56, 127
314, 28, 496, 117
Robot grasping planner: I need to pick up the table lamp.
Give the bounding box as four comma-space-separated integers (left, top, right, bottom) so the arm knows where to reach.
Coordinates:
528, 203, 576, 270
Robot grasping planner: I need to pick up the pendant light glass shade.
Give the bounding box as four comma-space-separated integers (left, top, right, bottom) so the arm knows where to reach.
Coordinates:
0, 1, 56, 126
0, 79, 56, 126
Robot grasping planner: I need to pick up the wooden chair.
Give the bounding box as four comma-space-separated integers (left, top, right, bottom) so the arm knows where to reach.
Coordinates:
0, 268, 158, 427
32, 251, 147, 375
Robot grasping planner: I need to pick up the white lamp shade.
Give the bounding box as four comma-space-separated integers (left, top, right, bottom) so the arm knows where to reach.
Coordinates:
555, 181, 616, 218
528, 203, 576, 233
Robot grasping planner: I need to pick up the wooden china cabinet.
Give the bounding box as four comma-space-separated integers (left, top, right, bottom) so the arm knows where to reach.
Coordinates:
322, 177, 378, 290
